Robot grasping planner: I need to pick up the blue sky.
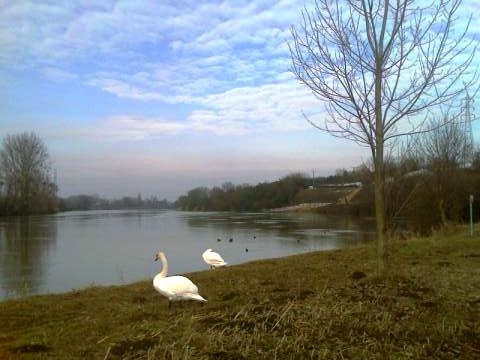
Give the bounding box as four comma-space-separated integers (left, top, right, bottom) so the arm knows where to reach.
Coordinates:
1, 1, 478, 201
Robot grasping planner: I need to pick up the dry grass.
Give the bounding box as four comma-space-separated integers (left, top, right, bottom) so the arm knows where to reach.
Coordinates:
1, 230, 479, 359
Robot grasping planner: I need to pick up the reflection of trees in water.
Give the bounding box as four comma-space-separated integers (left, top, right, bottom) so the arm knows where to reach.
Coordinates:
57, 209, 160, 228
183, 212, 294, 234
0, 216, 57, 299
182, 212, 376, 243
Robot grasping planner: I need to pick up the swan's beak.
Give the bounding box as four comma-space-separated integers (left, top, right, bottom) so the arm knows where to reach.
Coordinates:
154, 254, 159, 261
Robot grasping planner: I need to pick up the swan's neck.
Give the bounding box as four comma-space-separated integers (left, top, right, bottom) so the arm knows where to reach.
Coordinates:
159, 253, 168, 278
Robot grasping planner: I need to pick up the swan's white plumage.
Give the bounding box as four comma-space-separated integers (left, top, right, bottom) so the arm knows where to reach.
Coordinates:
202, 248, 227, 269
153, 252, 206, 305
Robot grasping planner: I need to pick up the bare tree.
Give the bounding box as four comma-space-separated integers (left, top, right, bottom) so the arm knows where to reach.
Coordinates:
414, 117, 469, 224
0, 132, 57, 215
289, 0, 478, 272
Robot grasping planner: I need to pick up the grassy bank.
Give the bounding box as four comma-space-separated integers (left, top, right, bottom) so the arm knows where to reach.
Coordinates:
1, 231, 479, 359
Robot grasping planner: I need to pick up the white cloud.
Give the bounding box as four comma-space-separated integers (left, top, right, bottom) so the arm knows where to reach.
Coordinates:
0, 1, 180, 65
106, 80, 321, 137
104, 116, 188, 138
85, 77, 166, 101
82, 75, 322, 138
36, 76, 322, 140
0, 1, 295, 77
190, 80, 320, 133
41, 67, 77, 81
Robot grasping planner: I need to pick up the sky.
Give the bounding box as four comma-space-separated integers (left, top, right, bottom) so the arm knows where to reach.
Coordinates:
1, 1, 479, 201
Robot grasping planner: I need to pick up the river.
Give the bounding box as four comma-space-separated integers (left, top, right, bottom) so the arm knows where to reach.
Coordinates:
0, 210, 375, 301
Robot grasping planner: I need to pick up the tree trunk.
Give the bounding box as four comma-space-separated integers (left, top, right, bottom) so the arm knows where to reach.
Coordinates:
374, 43, 386, 274
438, 199, 447, 226
374, 149, 386, 274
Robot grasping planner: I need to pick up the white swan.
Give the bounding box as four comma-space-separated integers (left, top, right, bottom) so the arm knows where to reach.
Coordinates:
153, 252, 207, 307
202, 248, 227, 269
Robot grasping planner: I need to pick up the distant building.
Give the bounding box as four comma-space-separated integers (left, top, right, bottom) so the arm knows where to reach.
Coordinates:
317, 182, 362, 188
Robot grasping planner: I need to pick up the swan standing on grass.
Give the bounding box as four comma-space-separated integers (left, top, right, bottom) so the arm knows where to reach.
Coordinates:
153, 252, 207, 307
202, 248, 227, 269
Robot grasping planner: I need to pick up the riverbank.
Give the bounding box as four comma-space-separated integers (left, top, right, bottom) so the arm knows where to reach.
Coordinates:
1, 230, 479, 359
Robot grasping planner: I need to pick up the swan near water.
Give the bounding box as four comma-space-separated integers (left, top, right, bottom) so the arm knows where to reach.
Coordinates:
202, 248, 227, 269
153, 251, 207, 307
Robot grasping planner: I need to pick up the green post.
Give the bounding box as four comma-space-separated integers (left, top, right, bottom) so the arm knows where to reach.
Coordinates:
469, 195, 474, 236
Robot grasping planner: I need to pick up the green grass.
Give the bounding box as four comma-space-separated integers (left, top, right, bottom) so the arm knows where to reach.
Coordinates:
1, 230, 479, 359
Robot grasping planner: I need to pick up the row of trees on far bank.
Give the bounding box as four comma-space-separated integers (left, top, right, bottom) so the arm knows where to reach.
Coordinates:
176, 174, 306, 212
58, 194, 174, 211
175, 171, 360, 212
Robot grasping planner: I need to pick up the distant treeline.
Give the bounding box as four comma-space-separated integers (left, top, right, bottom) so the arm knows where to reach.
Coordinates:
58, 170, 359, 212
58, 194, 175, 211
175, 170, 360, 211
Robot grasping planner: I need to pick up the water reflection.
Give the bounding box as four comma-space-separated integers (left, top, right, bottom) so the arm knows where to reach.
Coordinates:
182, 211, 375, 244
0, 216, 57, 299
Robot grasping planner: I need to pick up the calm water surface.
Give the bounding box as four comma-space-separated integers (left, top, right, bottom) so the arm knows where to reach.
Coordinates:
0, 210, 375, 300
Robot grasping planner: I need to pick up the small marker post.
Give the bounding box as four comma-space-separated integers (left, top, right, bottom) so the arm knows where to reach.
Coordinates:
469, 194, 474, 236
